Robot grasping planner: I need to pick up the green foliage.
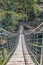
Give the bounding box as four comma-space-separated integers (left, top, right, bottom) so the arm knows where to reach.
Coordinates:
0, 12, 19, 33
0, 0, 40, 32
0, 48, 9, 65
0, 60, 2, 65
27, 0, 39, 20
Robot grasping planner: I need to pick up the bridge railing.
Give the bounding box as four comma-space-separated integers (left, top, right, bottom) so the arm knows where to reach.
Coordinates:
24, 23, 43, 65
0, 28, 19, 65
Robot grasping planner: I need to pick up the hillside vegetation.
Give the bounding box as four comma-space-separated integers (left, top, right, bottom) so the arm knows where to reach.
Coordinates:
0, 0, 40, 32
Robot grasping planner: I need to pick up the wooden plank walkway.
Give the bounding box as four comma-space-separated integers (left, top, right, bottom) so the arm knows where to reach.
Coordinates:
22, 34, 34, 65
6, 25, 35, 65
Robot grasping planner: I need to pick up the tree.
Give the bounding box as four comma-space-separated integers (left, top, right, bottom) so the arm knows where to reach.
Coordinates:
0, 0, 39, 27
1, 13, 12, 30
26, 0, 39, 20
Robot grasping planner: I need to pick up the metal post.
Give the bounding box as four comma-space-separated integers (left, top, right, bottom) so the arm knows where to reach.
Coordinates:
36, 34, 38, 55
34, 34, 35, 44
1, 35, 4, 58
2, 45, 4, 58
40, 34, 43, 65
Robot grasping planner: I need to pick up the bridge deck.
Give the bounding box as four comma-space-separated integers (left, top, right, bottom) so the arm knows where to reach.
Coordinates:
6, 26, 35, 65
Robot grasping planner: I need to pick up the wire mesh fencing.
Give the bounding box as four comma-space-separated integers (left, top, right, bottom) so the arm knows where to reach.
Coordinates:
24, 23, 43, 65
0, 28, 19, 65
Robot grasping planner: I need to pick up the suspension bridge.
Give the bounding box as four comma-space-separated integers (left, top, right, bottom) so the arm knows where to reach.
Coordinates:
0, 23, 43, 65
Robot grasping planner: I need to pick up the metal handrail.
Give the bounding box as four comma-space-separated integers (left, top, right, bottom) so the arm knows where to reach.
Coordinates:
24, 23, 43, 65
0, 28, 20, 36
0, 28, 19, 65
24, 22, 43, 35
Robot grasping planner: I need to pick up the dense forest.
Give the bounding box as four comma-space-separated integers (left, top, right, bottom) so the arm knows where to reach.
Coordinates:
0, 0, 43, 33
